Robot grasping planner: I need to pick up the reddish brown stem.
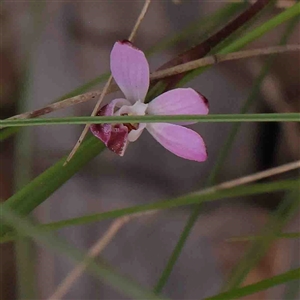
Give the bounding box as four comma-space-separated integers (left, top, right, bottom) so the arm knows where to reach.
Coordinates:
155, 0, 272, 89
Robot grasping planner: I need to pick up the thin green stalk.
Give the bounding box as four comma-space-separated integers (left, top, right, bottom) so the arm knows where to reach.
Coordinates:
284, 267, 300, 300
227, 231, 300, 242
1, 178, 298, 243
178, 2, 300, 86
154, 13, 300, 293
220, 15, 300, 290
221, 2, 300, 54
0, 136, 105, 237
0, 74, 111, 141
0, 205, 168, 300
14, 59, 36, 300
208, 14, 300, 184
14, 2, 47, 298
1, 113, 299, 127
205, 268, 300, 300
149, 0, 274, 101
146, 3, 244, 56
224, 189, 300, 290
0, 127, 19, 141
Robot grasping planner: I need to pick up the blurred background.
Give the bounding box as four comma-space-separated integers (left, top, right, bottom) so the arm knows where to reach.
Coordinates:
1, 1, 299, 299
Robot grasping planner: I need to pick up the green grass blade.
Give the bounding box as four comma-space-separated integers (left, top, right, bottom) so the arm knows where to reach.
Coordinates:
0, 205, 169, 300
0, 73, 110, 142
0, 4, 240, 142
220, 2, 300, 54
205, 268, 300, 300
14, 52, 36, 300
14, 2, 47, 297
154, 12, 300, 293
146, 3, 244, 56
178, 2, 300, 87
224, 189, 300, 290
0, 136, 105, 236
284, 270, 300, 300
227, 231, 300, 242
0, 127, 20, 141
1, 113, 299, 127
207, 15, 300, 184
154, 207, 200, 293
1, 178, 298, 243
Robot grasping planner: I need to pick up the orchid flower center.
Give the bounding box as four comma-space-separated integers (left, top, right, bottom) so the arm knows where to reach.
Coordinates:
122, 114, 139, 132
117, 100, 148, 132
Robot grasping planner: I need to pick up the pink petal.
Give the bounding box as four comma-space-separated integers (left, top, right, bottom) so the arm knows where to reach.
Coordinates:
90, 98, 130, 156
146, 123, 207, 162
110, 40, 149, 103
147, 88, 208, 124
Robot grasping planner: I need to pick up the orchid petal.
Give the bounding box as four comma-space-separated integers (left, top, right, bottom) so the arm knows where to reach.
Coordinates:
107, 124, 129, 156
147, 123, 207, 162
147, 88, 209, 124
110, 40, 149, 103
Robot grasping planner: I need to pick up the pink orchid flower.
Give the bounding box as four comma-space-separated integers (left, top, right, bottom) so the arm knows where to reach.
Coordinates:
90, 40, 209, 162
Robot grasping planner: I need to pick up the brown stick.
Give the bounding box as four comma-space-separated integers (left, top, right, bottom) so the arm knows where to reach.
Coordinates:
150, 45, 300, 81
48, 210, 156, 300
5, 45, 298, 123
64, 0, 152, 164
155, 0, 271, 89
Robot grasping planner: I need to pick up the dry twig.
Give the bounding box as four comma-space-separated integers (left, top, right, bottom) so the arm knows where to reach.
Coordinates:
47, 211, 155, 300
5, 45, 299, 124
64, 0, 152, 164
128, 0, 152, 42
63, 76, 114, 165
150, 45, 300, 80
155, 0, 271, 89
201, 160, 300, 195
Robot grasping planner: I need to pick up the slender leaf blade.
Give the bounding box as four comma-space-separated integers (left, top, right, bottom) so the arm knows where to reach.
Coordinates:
1, 178, 298, 243
0, 136, 105, 236
0, 205, 168, 300
205, 268, 300, 300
